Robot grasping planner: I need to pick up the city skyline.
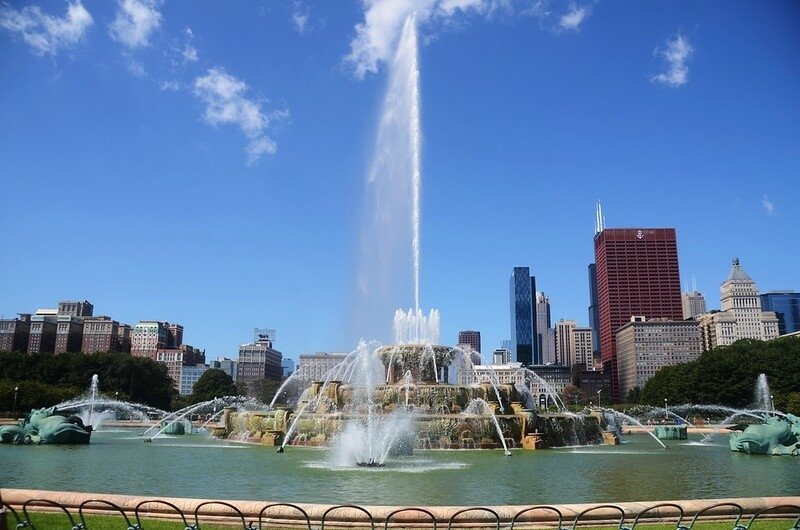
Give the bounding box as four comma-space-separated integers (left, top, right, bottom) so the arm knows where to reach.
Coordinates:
1, 1, 798, 362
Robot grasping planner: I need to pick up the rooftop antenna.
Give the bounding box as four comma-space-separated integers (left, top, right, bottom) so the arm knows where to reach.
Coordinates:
595, 201, 605, 234
691, 275, 697, 293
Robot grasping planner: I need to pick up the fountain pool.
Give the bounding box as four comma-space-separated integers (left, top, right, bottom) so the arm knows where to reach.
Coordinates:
1, 428, 798, 506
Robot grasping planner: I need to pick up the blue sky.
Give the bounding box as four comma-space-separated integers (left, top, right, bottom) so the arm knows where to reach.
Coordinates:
1, 0, 798, 364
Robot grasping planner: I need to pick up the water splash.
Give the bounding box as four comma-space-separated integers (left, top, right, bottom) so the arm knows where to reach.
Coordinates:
754, 373, 771, 410
463, 398, 512, 455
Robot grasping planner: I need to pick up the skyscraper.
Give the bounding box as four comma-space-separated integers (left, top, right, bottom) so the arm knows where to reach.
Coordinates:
587, 263, 600, 359
594, 227, 682, 402
457, 330, 481, 353
760, 291, 800, 335
535, 292, 556, 364
682, 290, 707, 319
509, 267, 539, 365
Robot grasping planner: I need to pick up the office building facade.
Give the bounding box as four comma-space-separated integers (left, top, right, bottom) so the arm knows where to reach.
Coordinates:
587, 263, 600, 359
457, 330, 481, 353
594, 228, 683, 402
237, 335, 283, 393
535, 292, 556, 364
760, 291, 800, 335
682, 291, 707, 320
509, 267, 539, 365
81, 316, 130, 353
0, 314, 31, 353
213, 358, 239, 382
297, 352, 348, 381
28, 311, 58, 354
555, 319, 595, 369
615, 317, 702, 400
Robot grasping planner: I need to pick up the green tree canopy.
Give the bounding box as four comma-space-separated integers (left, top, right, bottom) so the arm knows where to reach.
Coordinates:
0, 351, 175, 411
640, 337, 800, 414
191, 369, 238, 403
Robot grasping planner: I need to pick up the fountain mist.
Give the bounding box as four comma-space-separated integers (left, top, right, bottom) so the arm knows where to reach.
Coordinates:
353, 14, 423, 340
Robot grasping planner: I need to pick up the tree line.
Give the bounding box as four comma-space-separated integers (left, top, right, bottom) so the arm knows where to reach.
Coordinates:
0, 351, 175, 411
637, 336, 800, 414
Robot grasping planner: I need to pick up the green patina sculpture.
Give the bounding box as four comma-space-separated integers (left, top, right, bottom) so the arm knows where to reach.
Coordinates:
0, 407, 92, 445
729, 414, 800, 456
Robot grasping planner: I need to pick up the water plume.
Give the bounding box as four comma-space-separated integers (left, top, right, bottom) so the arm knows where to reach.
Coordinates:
353, 14, 422, 341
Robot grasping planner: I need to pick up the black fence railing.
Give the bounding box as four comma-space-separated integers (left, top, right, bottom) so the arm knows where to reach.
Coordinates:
1, 497, 799, 530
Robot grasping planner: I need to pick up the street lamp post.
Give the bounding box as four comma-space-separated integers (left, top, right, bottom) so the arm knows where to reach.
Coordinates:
664, 398, 668, 422
12, 386, 19, 418
597, 389, 602, 408
770, 394, 775, 412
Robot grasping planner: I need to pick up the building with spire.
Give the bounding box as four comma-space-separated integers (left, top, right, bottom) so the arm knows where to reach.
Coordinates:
592, 203, 683, 401
696, 258, 779, 351
535, 292, 556, 364
682, 290, 707, 319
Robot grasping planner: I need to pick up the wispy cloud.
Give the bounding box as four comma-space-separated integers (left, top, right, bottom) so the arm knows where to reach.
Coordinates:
193, 68, 288, 164
109, 0, 162, 49
346, 0, 553, 79
762, 195, 775, 216
559, 4, 589, 31
181, 26, 198, 62
160, 80, 180, 91
0, 0, 93, 56
292, 1, 311, 35
652, 33, 693, 88
124, 53, 146, 77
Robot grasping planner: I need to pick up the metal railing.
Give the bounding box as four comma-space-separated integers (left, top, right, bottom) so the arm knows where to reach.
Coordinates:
1, 496, 799, 530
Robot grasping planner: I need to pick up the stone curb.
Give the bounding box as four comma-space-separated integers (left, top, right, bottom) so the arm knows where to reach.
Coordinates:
2, 489, 799, 528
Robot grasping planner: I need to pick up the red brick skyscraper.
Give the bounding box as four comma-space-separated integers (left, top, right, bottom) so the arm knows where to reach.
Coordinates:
594, 228, 682, 402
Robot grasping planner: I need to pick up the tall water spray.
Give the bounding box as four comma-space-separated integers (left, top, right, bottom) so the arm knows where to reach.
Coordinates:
754, 373, 771, 410
353, 14, 424, 340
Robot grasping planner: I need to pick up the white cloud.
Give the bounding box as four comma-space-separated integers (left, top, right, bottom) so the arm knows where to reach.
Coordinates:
0, 1, 93, 56
292, 1, 310, 34
652, 33, 693, 88
762, 195, 775, 216
160, 80, 180, 90
559, 4, 589, 31
181, 26, 198, 62
193, 68, 287, 164
109, 0, 162, 49
345, 0, 556, 78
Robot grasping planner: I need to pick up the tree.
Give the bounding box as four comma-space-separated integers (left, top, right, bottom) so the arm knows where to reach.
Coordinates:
0, 351, 175, 411
191, 369, 238, 403
253, 379, 284, 406
641, 336, 800, 408
560, 385, 584, 408
626, 387, 642, 404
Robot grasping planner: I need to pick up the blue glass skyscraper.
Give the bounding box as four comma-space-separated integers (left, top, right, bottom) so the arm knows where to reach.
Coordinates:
510, 267, 540, 365
760, 291, 800, 335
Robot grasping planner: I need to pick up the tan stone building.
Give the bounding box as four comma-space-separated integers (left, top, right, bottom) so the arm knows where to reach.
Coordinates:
696, 258, 779, 351
555, 319, 595, 368
615, 316, 702, 400
296, 352, 348, 381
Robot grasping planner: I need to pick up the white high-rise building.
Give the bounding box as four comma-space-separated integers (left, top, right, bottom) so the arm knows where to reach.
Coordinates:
696, 258, 780, 351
